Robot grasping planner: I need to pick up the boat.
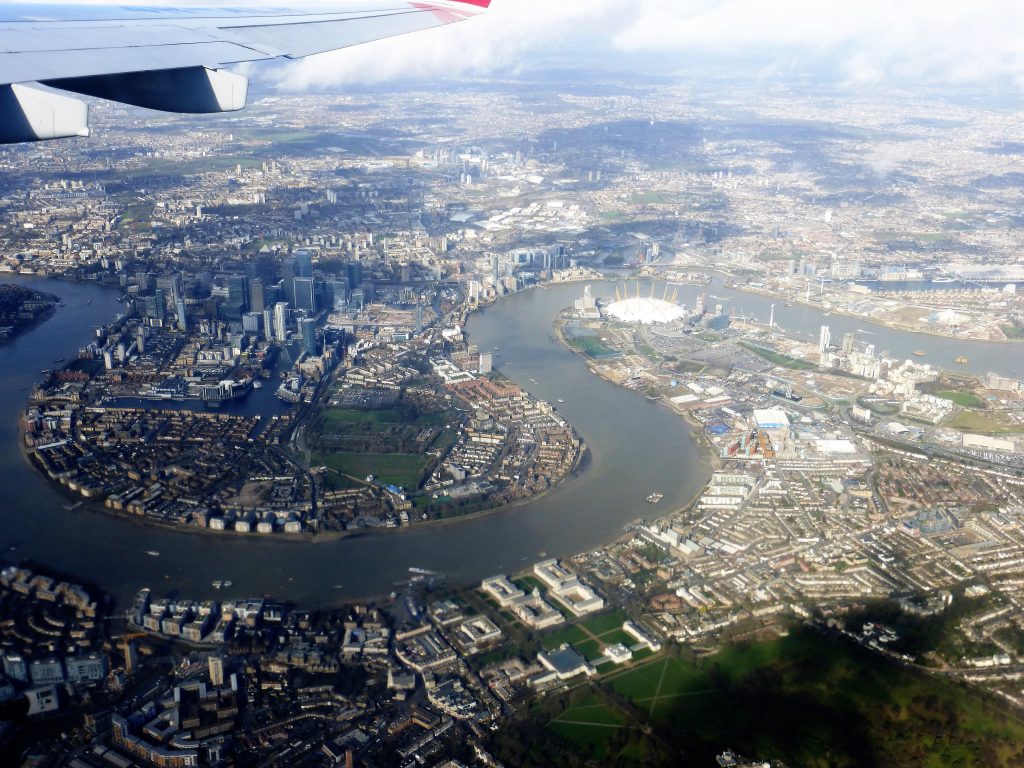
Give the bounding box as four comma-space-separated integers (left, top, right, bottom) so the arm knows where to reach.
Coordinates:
145, 550, 160, 557
557, 398, 564, 403
646, 492, 663, 503
409, 567, 443, 577
252, 380, 263, 390
956, 356, 968, 364
932, 276, 956, 283
913, 351, 926, 357
222, 580, 232, 588
212, 580, 223, 589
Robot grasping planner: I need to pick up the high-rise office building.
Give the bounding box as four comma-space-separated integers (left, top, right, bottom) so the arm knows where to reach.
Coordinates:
242, 312, 261, 335
294, 277, 316, 313
819, 325, 831, 354
175, 298, 187, 331
300, 317, 318, 356
331, 278, 349, 310
345, 260, 362, 288
295, 249, 313, 278
249, 277, 265, 314
281, 258, 296, 305
273, 302, 289, 342
148, 289, 166, 324
225, 273, 248, 311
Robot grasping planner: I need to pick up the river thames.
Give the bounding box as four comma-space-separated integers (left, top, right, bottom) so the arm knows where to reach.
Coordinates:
0, 274, 1020, 608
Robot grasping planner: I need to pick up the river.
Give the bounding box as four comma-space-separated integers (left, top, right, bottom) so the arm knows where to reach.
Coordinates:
0, 274, 1019, 609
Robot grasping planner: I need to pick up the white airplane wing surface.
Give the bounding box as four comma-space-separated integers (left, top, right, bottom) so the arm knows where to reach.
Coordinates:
0, 1, 490, 142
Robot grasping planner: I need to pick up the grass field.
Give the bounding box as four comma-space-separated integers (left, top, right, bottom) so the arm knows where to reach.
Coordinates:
542, 625, 591, 650
629, 191, 680, 205
320, 407, 447, 432
738, 341, 817, 370
597, 629, 635, 647
315, 451, 426, 488
949, 410, 1023, 434
873, 230, 948, 244
582, 610, 629, 636
321, 407, 404, 429
574, 639, 603, 661
513, 576, 546, 594
936, 390, 986, 408
569, 336, 618, 358
494, 627, 1024, 767
548, 693, 630, 758
117, 201, 154, 230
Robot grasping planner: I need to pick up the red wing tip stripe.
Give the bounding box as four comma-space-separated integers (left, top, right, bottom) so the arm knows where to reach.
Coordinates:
412, 2, 480, 21
449, 0, 492, 7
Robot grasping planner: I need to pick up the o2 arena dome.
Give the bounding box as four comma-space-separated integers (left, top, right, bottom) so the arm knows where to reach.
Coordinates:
605, 296, 688, 325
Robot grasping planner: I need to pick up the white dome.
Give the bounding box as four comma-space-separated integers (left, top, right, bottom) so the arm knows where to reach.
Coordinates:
605, 297, 687, 325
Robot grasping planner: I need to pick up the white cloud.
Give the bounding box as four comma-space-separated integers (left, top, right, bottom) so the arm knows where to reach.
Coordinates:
20, 0, 1024, 89
266, 0, 1024, 90
265, 0, 621, 90
614, 0, 1024, 87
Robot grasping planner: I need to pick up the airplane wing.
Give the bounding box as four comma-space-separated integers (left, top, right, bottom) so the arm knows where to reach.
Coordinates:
0, 1, 491, 143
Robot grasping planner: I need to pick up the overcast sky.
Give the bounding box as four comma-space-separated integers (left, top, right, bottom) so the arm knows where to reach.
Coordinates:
23, 0, 1024, 91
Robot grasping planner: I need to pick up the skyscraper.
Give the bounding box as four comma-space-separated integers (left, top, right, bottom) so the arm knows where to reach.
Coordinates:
249, 277, 265, 314
208, 656, 224, 687
295, 249, 313, 278
293, 277, 316, 313
842, 332, 855, 356
225, 273, 248, 311
819, 325, 831, 354
281, 258, 296, 305
175, 298, 187, 331
331, 278, 349, 310
273, 302, 289, 342
151, 288, 166, 324
262, 307, 274, 341
345, 260, 362, 288
300, 317, 318, 356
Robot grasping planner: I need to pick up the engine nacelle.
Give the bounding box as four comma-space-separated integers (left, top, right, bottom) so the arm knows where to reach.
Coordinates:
45, 66, 248, 114
0, 83, 89, 143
